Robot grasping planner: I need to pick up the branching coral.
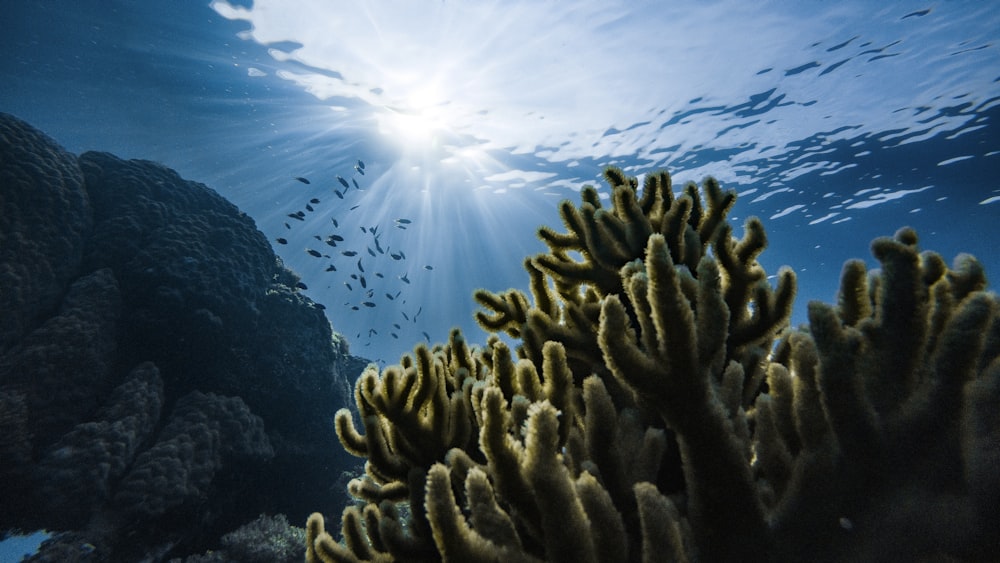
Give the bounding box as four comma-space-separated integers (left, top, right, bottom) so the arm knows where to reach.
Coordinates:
308, 168, 998, 562
755, 228, 1000, 560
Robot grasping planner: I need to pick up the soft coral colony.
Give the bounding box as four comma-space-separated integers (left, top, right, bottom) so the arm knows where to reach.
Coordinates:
305, 167, 999, 562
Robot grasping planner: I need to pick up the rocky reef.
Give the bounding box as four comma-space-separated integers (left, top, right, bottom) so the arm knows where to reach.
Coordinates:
306, 169, 999, 562
0, 112, 367, 562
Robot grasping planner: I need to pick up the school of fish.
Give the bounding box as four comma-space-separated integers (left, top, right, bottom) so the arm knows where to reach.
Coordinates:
274, 159, 435, 357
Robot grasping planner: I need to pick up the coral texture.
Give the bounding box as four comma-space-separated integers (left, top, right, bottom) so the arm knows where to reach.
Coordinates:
0, 113, 365, 561
310, 168, 998, 562
0, 113, 91, 353
34, 361, 163, 528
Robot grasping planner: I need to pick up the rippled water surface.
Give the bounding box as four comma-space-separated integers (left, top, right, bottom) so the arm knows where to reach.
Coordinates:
3, 1, 998, 363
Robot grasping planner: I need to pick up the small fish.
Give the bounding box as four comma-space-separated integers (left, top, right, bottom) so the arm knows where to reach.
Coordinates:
351, 306, 359, 311
402, 311, 410, 321
414, 306, 422, 319
374, 239, 385, 254
313, 235, 322, 241
391, 332, 398, 339
350, 204, 360, 210
331, 218, 339, 228
342, 250, 358, 257
357, 159, 366, 170
325, 239, 337, 247
422, 331, 430, 341
310, 198, 321, 204
375, 272, 384, 279
396, 225, 408, 230
287, 213, 305, 221
305, 203, 314, 212
368, 328, 378, 336
326, 265, 337, 272
337, 176, 350, 189
367, 247, 377, 257
386, 292, 395, 300
360, 226, 368, 234
393, 323, 401, 330
357, 259, 364, 272
355, 166, 365, 176
284, 222, 291, 229
330, 234, 344, 242
390, 253, 402, 260
296, 282, 308, 290
350, 274, 358, 280
360, 275, 367, 288
363, 301, 376, 308
395, 218, 412, 224
366, 289, 374, 298
307, 249, 322, 257
275, 237, 288, 245
400, 273, 410, 284
334, 189, 344, 199
295, 176, 311, 184
424, 265, 433, 270
344, 282, 353, 291
399, 250, 406, 259
352, 178, 360, 190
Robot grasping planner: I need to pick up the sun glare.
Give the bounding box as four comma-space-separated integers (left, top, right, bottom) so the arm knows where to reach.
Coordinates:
381, 106, 442, 146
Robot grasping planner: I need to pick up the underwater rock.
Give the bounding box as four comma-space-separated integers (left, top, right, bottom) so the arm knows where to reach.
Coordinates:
0, 112, 92, 353
0, 113, 366, 561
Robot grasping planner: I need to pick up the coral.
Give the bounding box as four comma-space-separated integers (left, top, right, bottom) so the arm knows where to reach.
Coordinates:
310, 167, 998, 562
113, 390, 274, 520
756, 228, 1000, 560
0, 267, 122, 442
76, 151, 360, 522
34, 362, 163, 528
0, 112, 92, 353
0, 113, 366, 561
218, 514, 307, 563
169, 513, 307, 563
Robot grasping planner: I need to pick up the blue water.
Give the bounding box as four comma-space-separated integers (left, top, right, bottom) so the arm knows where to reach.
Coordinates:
2, 0, 997, 367
0, 530, 48, 562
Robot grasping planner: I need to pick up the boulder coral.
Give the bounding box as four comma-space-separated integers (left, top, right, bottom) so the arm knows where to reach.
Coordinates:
0, 112, 365, 561
308, 168, 999, 562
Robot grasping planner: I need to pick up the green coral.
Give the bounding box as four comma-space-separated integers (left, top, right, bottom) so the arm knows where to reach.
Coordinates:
307, 168, 999, 562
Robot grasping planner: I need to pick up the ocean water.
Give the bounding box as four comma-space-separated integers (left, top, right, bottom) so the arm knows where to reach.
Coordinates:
2, 0, 997, 369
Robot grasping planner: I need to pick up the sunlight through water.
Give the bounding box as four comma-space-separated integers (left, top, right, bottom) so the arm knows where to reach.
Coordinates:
201, 0, 999, 363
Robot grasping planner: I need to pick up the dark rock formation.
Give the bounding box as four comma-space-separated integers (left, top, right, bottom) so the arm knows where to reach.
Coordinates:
0, 112, 366, 562
0, 112, 91, 354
